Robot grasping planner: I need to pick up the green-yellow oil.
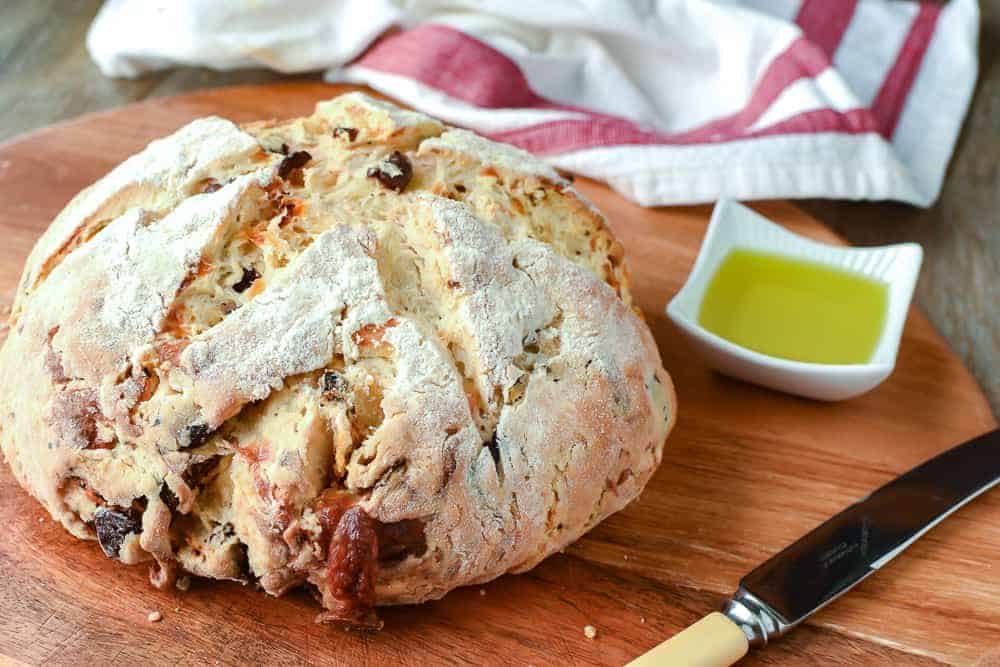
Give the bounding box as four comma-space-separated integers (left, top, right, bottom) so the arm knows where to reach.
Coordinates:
697, 249, 889, 365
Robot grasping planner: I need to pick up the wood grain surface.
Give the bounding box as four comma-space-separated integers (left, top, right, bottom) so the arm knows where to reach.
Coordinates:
0, 83, 997, 667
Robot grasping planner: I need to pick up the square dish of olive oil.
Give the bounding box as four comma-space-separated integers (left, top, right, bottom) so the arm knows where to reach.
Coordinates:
697, 249, 889, 365
666, 200, 922, 400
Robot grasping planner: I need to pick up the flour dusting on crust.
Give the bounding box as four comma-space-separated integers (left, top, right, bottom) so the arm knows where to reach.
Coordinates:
0, 93, 675, 626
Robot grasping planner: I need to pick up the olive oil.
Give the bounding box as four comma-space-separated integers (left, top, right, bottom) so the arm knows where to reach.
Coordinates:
698, 249, 889, 364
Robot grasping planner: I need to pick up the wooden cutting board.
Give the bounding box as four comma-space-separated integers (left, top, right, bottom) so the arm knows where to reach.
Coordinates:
0, 83, 996, 667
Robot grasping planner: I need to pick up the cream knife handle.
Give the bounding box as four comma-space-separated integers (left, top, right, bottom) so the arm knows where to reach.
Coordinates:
626, 612, 749, 667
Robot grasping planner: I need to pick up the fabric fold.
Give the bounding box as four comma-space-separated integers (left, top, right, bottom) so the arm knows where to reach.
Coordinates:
87, 0, 979, 208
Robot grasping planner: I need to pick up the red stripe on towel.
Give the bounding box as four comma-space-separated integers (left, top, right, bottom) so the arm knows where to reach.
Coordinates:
871, 3, 942, 138
354, 25, 835, 151
795, 0, 859, 59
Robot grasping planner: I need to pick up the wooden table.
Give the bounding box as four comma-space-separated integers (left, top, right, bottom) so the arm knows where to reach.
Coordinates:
2, 0, 1000, 660
0, 83, 996, 666
1, 0, 996, 415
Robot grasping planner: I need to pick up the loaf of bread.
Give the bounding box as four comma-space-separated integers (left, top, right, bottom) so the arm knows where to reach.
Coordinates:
0, 93, 675, 626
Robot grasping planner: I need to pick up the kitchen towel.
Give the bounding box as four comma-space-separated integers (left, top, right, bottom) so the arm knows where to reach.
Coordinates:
87, 0, 979, 207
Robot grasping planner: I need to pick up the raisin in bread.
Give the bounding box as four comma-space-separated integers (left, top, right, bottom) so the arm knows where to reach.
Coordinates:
0, 92, 675, 626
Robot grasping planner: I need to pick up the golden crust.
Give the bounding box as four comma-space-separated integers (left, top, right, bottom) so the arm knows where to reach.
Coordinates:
0, 93, 675, 619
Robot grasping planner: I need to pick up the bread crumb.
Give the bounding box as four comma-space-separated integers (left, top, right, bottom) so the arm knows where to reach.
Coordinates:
640, 616, 646, 624
176, 575, 191, 591
174, 607, 181, 613
147, 610, 163, 623
479, 589, 486, 596
584, 625, 597, 640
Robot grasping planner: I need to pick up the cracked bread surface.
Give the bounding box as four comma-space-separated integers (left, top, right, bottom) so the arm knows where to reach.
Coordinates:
0, 92, 675, 625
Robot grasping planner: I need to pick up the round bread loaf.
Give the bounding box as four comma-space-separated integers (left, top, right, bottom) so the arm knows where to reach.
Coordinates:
0, 93, 675, 626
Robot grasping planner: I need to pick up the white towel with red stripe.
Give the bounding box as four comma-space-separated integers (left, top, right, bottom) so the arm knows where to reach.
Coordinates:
87, 0, 978, 207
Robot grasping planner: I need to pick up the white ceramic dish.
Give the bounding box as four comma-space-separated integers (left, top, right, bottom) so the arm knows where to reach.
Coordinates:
666, 200, 923, 401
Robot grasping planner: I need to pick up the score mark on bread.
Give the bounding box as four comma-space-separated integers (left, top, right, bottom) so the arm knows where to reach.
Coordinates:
0, 93, 676, 627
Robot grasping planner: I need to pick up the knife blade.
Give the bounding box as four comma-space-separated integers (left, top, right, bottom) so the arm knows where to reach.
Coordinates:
629, 428, 1000, 666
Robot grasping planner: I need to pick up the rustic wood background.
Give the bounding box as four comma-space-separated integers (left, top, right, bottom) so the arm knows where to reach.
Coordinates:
1, 0, 996, 417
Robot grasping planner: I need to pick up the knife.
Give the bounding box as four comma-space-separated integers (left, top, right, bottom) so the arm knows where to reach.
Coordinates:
628, 428, 1000, 666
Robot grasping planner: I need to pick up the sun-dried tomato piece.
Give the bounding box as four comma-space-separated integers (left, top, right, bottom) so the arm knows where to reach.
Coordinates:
184, 456, 222, 487
183, 423, 213, 449
94, 506, 143, 558
334, 126, 359, 142
487, 432, 502, 467
367, 151, 412, 193
159, 483, 179, 512
310, 490, 427, 627
278, 150, 312, 179
137, 370, 159, 402
232, 266, 260, 293
313, 489, 355, 539
318, 506, 381, 629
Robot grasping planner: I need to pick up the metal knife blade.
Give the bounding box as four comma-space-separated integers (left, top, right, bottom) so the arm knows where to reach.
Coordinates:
722, 428, 1000, 646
